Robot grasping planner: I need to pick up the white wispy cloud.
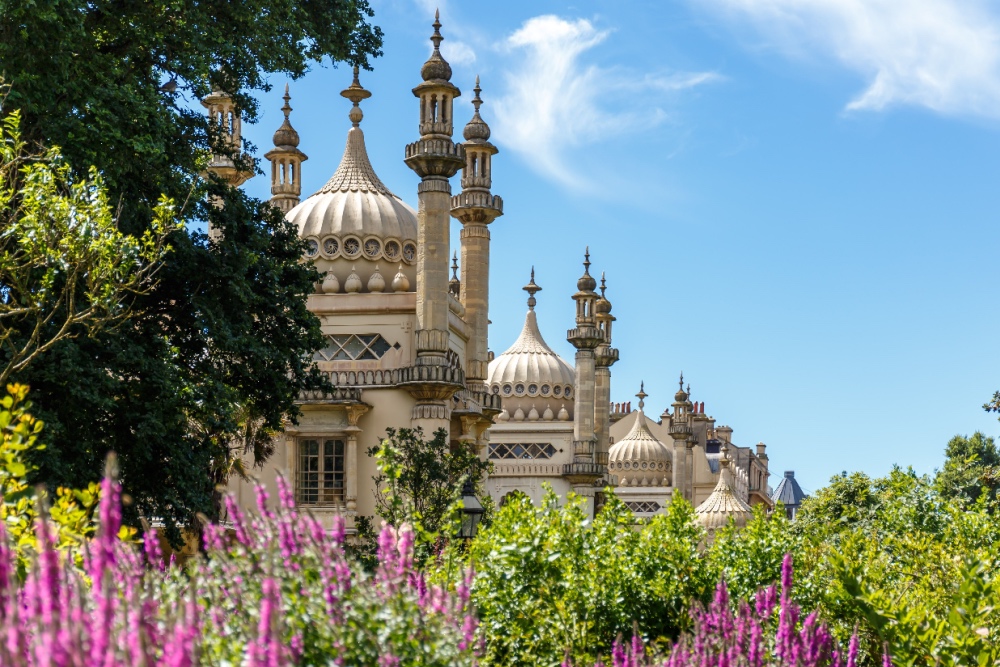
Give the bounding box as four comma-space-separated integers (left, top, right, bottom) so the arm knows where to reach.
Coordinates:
491, 15, 719, 188
700, 0, 1000, 117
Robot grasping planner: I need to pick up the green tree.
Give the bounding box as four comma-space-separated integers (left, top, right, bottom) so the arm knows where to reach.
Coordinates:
359, 427, 491, 564
0, 0, 382, 541
0, 109, 174, 385
936, 431, 1000, 505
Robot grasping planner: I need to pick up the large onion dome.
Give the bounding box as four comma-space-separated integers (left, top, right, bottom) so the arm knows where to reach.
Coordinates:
487, 271, 576, 415
287, 69, 418, 293
695, 445, 753, 532
609, 385, 672, 486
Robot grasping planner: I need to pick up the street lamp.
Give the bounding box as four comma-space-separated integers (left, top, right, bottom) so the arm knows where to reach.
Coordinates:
458, 477, 484, 540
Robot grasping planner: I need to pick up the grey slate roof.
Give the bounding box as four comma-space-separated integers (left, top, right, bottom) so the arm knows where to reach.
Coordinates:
771, 471, 807, 508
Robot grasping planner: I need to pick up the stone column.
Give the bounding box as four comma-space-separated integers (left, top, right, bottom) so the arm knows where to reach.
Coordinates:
344, 405, 368, 514
452, 78, 503, 394
402, 13, 466, 434
565, 250, 605, 513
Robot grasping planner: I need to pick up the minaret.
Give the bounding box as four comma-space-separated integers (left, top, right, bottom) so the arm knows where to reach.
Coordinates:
566, 248, 606, 512
452, 76, 503, 396
669, 373, 693, 501
264, 84, 308, 214
593, 272, 619, 471
201, 88, 253, 189
403, 12, 466, 433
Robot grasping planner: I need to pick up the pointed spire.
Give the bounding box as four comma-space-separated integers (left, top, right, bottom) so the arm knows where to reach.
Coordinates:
679, 373, 684, 390
636, 382, 647, 410
463, 75, 492, 142
431, 8, 443, 51
421, 9, 453, 82
449, 251, 461, 298
271, 83, 301, 148
576, 247, 597, 292
600, 272, 607, 298
523, 267, 542, 310
472, 75, 483, 112
341, 65, 371, 128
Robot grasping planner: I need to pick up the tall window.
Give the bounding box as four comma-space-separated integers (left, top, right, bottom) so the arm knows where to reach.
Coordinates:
297, 439, 345, 505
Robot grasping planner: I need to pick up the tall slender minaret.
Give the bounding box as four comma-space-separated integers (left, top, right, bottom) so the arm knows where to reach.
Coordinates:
264, 84, 308, 214
452, 77, 503, 396
593, 273, 619, 469
669, 374, 693, 501
403, 12, 466, 433
566, 248, 606, 513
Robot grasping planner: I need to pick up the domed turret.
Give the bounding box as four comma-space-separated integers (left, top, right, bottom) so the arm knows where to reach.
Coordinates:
420, 11, 453, 82
288, 68, 417, 293
609, 384, 672, 486
695, 444, 753, 533
487, 270, 576, 417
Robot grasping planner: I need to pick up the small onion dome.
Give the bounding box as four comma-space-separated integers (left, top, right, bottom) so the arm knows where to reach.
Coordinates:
497, 409, 510, 422
695, 446, 753, 531
421, 11, 453, 82
595, 272, 612, 315
321, 270, 340, 294
344, 266, 362, 293
463, 77, 491, 142
272, 84, 301, 148
391, 263, 410, 292
675, 372, 689, 402
542, 406, 554, 420
487, 276, 576, 391
609, 385, 672, 487
367, 265, 385, 293
512, 407, 525, 421
558, 405, 570, 421
577, 247, 597, 292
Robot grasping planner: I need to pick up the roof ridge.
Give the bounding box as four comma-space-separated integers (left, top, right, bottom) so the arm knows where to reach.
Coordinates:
315, 127, 398, 198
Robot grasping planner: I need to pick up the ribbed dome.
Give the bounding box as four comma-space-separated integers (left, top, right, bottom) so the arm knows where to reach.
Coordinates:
695, 450, 753, 531
609, 409, 672, 486
288, 127, 418, 242
487, 309, 575, 391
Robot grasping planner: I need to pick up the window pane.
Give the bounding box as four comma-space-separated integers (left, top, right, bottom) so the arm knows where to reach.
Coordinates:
342, 336, 366, 359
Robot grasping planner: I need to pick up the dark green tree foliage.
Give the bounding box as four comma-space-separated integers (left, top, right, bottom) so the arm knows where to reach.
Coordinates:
0, 0, 382, 540
935, 431, 1000, 505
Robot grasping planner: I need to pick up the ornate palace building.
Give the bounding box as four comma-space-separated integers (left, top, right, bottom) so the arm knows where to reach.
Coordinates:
214, 13, 775, 535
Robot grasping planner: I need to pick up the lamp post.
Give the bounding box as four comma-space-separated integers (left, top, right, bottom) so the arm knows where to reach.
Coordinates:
458, 477, 484, 540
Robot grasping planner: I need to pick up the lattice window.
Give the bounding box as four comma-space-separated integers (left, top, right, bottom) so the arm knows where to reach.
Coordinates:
625, 501, 661, 514
297, 439, 345, 505
314, 334, 395, 361
488, 443, 556, 460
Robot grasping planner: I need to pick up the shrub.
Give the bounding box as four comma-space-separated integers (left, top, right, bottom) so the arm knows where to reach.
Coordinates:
0, 472, 479, 666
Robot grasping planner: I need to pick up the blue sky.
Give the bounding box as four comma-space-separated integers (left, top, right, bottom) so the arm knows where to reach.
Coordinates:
239, 0, 1000, 494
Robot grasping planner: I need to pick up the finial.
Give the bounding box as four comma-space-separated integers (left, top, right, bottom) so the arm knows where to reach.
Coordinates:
523, 266, 542, 310
584, 246, 591, 273
720, 443, 731, 468
636, 382, 647, 410
340, 65, 371, 128
472, 76, 483, 113
431, 9, 444, 52
600, 271, 607, 298
281, 83, 291, 119
679, 372, 684, 390
451, 252, 459, 280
